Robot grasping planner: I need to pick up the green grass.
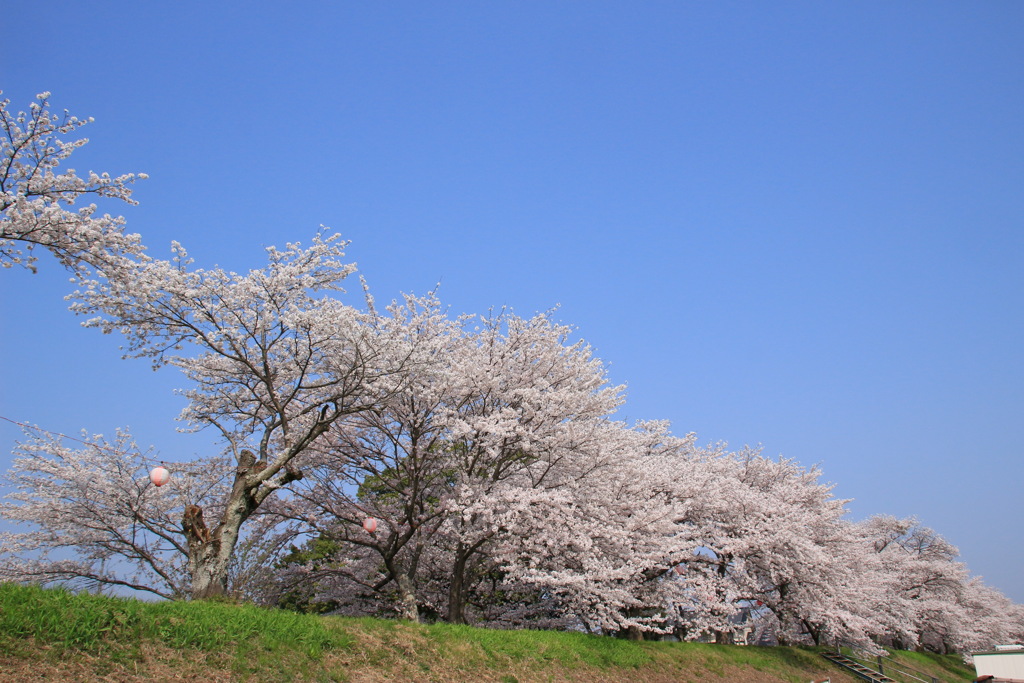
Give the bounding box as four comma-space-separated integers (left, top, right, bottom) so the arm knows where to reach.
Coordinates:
426, 622, 654, 669
0, 582, 976, 682
883, 649, 977, 683
0, 583, 344, 655
0, 583, 353, 680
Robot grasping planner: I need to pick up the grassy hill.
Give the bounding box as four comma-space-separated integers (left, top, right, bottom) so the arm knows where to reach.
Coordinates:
0, 583, 975, 682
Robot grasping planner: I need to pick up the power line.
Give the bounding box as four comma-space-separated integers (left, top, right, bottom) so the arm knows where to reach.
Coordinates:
0, 414, 225, 473
0, 414, 149, 460
0, 413, 117, 449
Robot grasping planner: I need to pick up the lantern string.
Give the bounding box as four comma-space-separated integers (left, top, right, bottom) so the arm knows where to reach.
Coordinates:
0, 414, 133, 455
0, 414, 238, 478
0, 414, 175, 466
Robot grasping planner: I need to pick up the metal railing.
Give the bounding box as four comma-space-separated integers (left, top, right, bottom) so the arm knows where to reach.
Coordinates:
839, 647, 939, 683
821, 651, 896, 682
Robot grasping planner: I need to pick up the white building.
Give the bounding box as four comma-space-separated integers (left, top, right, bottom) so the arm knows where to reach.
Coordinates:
973, 646, 1024, 682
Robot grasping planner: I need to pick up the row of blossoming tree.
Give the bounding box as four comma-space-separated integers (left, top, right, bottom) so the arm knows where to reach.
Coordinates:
1, 92, 1021, 653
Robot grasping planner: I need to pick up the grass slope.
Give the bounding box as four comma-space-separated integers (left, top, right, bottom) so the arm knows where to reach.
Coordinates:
0, 583, 974, 682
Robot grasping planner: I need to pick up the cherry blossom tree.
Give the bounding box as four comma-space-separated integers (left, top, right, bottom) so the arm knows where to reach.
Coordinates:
489, 420, 702, 637
264, 303, 626, 624
269, 293, 463, 620
33, 232, 414, 598
855, 515, 1024, 653
955, 577, 1024, 653
0, 428, 302, 600
0, 429, 220, 599
704, 454, 874, 647
490, 435, 886, 646
0, 91, 412, 599
434, 308, 624, 624
1, 91, 146, 274
3, 93, 1021, 642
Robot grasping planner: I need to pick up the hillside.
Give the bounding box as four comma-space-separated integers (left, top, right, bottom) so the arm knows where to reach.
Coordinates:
0, 584, 975, 682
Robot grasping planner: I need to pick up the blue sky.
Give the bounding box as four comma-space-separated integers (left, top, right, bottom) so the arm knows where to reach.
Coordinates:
2, 2, 1022, 601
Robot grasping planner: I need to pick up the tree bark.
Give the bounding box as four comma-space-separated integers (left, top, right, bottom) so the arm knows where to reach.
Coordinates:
182, 490, 252, 600
182, 449, 300, 599
448, 543, 470, 624
802, 619, 823, 646
395, 572, 420, 622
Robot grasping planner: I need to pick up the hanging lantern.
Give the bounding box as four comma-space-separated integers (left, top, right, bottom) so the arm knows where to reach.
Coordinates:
150, 466, 170, 487
362, 517, 378, 533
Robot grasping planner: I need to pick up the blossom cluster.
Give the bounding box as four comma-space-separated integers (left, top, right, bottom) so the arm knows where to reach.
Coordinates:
0, 92, 146, 274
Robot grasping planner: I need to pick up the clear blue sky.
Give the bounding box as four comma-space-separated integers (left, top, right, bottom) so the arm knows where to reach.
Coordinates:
2, 2, 1022, 601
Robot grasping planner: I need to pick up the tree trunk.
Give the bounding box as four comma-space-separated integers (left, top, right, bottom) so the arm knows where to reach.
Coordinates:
773, 582, 793, 645
395, 572, 420, 622
622, 606, 646, 641
448, 543, 470, 624
187, 540, 230, 599
803, 619, 822, 646
182, 451, 263, 599
183, 498, 250, 599
625, 626, 645, 641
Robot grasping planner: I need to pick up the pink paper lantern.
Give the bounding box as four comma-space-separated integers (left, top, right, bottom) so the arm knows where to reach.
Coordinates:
362, 517, 378, 533
150, 466, 170, 487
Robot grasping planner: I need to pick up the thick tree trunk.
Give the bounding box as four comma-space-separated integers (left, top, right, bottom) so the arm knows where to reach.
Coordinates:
622, 607, 646, 641
182, 450, 267, 600
802, 619, 823, 646
183, 498, 250, 599
448, 544, 470, 624
773, 582, 794, 645
395, 572, 420, 622
188, 543, 231, 599
625, 626, 645, 641
447, 530, 493, 624
382, 553, 421, 622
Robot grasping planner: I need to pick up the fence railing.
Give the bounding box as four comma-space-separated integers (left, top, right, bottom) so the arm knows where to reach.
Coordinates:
839, 647, 939, 683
